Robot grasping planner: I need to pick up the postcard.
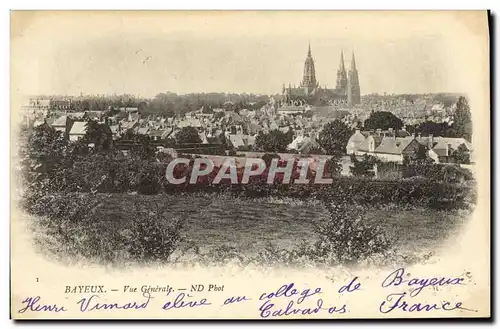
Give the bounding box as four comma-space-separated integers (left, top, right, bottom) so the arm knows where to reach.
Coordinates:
10, 10, 490, 319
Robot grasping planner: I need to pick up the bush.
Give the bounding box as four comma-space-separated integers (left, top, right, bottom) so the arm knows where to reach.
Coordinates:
324, 157, 342, 177
311, 203, 394, 264
349, 154, 378, 177
126, 202, 185, 261
403, 162, 474, 184
27, 193, 185, 264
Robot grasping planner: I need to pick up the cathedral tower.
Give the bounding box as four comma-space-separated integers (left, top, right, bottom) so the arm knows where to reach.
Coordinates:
335, 50, 348, 95
347, 51, 361, 106
300, 43, 317, 95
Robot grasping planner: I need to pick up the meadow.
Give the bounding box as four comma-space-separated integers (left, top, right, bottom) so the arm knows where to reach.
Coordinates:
27, 192, 471, 268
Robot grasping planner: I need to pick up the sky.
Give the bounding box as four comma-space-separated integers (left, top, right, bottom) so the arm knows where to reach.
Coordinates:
11, 11, 488, 98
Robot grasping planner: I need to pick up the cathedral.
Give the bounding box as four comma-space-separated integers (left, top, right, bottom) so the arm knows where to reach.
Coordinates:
281, 44, 361, 107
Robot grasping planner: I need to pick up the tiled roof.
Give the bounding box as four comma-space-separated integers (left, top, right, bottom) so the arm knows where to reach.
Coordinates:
374, 137, 414, 155
51, 115, 67, 127
358, 136, 383, 152
69, 121, 87, 135
137, 127, 150, 135
178, 119, 202, 128
432, 148, 449, 157
229, 134, 245, 148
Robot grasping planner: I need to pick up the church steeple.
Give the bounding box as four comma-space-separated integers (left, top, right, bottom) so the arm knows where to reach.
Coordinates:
336, 50, 348, 94
351, 51, 357, 71
347, 51, 361, 106
301, 43, 316, 94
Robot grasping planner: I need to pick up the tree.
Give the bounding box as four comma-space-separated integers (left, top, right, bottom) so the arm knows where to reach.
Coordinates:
138, 101, 148, 114
84, 120, 112, 151
119, 131, 156, 159
23, 123, 68, 178
285, 129, 294, 144
175, 127, 202, 144
349, 154, 379, 177
317, 120, 353, 156
255, 130, 290, 153
453, 144, 471, 164
451, 96, 472, 142
324, 156, 342, 177
414, 121, 452, 137
19, 123, 70, 200
363, 111, 403, 130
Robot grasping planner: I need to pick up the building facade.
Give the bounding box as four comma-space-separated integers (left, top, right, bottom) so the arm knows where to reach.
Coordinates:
281, 44, 361, 107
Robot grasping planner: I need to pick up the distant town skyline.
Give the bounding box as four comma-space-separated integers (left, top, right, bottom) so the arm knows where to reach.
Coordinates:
11, 11, 484, 98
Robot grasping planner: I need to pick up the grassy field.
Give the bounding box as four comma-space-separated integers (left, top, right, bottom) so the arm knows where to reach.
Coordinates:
89, 193, 470, 261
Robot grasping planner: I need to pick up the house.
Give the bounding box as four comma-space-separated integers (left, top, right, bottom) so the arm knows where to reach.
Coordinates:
346, 129, 412, 154
288, 135, 308, 151
298, 138, 323, 154
243, 134, 256, 147
177, 118, 202, 130
149, 128, 171, 141
121, 120, 139, 132
135, 126, 150, 135
109, 125, 121, 139
228, 134, 245, 149
356, 136, 422, 163
50, 115, 69, 134
346, 129, 369, 154
198, 132, 209, 144
411, 135, 473, 164
68, 121, 88, 141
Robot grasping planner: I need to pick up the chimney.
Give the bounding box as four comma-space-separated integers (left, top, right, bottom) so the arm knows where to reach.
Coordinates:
429, 134, 434, 149
446, 143, 451, 157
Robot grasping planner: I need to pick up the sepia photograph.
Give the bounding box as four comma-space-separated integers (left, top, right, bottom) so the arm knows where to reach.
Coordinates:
10, 10, 491, 319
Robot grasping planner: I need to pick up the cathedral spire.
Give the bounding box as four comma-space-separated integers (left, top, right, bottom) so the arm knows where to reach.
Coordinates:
347, 50, 360, 106
336, 49, 348, 94
350, 51, 357, 72
340, 50, 345, 71
301, 43, 316, 93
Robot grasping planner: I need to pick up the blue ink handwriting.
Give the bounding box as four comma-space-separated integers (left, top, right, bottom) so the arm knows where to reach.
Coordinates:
338, 277, 361, 294
259, 298, 347, 318
77, 293, 152, 312
223, 295, 251, 306
381, 268, 464, 297
259, 283, 322, 304
18, 296, 67, 313
379, 292, 476, 314
162, 292, 211, 311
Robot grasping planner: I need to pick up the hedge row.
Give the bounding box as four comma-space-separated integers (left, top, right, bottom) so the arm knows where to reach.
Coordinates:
49, 163, 474, 210
23, 148, 476, 211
